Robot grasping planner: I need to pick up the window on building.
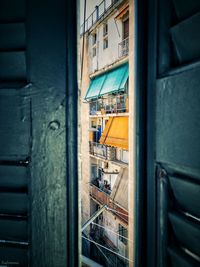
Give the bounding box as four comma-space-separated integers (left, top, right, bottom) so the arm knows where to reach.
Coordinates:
103, 22, 108, 50
98, 167, 103, 179
103, 22, 108, 36
92, 47, 97, 57
92, 32, 97, 45
91, 121, 96, 128
118, 224, 128, 245
91, 32, 97, 57
123, 18, 129, 39
91, 165, 98, 180
103, 37, 108, 49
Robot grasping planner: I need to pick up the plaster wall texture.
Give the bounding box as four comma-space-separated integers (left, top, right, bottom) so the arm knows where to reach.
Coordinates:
80, 36, 91, 231
89, 13, 124, 73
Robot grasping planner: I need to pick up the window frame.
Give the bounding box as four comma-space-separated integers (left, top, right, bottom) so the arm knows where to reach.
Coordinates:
103, 37, 108, 50
103, 22, 108, 37
118, 224, 128, 245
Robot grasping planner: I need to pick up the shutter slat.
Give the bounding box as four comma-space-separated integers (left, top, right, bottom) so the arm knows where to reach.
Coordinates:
0, 245, 28, 266
0, 23, 26, 51
169, 212, 200, 257
172, 0, 200, 20
171, 13, 200, 63
168, 247, 200, 267
0, 0, 26, 23
169, 176, 200, 218
0, 218, 28, 242
0, 193, 28, 215
0, 165, 27, 190
0, 52, 26, 82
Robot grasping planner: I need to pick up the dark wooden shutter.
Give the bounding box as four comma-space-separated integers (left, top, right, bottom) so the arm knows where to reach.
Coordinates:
155, 0, 200, 266
0, 0, 30, 265
132, 0, 200, 266
0, 0, 78, 266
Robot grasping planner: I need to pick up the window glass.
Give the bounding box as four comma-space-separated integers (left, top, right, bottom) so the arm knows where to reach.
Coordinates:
103, 22, 108, 36
119, 224, 128, 245
103, 38, 108, 49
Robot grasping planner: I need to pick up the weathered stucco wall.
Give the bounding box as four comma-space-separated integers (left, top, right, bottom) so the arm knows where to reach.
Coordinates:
80, 35, 91, 232
89, 11, 126, 74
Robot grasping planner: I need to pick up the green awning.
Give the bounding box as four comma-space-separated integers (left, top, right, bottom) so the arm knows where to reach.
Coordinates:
85, 63, 129, 100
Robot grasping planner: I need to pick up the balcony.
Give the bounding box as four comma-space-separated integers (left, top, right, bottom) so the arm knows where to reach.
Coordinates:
80, 0, 123, 35
90, 183, 128, 223
89, 142, 128, 164
89, 142, 108, 159
89, 93, 128, 116
118, 37, 129, 58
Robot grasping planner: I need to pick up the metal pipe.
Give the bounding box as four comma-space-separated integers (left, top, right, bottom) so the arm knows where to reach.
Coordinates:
81, 205, 107, 232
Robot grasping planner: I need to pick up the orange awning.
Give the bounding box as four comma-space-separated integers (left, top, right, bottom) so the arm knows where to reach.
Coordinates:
100, 117, 128, 150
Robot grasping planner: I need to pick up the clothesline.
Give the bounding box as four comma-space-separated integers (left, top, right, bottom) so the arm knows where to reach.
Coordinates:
82, 235, 134, 263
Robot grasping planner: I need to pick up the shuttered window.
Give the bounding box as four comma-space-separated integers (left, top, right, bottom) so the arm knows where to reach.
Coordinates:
155, 1, 200, 266
123, 19, 129, 39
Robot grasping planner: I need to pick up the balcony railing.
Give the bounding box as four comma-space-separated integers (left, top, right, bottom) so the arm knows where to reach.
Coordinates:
89, 142, 108, 159
80, 0, 123, 35
89, 94, 128, 115
118, 37, 129, 58
90, 183, 128, 223
89, 142, 128, 164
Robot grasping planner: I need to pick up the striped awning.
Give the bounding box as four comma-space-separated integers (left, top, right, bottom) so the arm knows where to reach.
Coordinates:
85, 63, 129, 100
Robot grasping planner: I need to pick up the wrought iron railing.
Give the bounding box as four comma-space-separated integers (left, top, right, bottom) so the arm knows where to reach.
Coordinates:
89, 141, 128, 164
90, 183, 128, 223
89, 93, 128, 115
118, 37, 129, 58
89, 142, 108, 159
80, 0, 123, 35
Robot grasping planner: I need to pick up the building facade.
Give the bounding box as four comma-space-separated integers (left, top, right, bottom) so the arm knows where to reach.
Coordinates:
80, 0, 133, 266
